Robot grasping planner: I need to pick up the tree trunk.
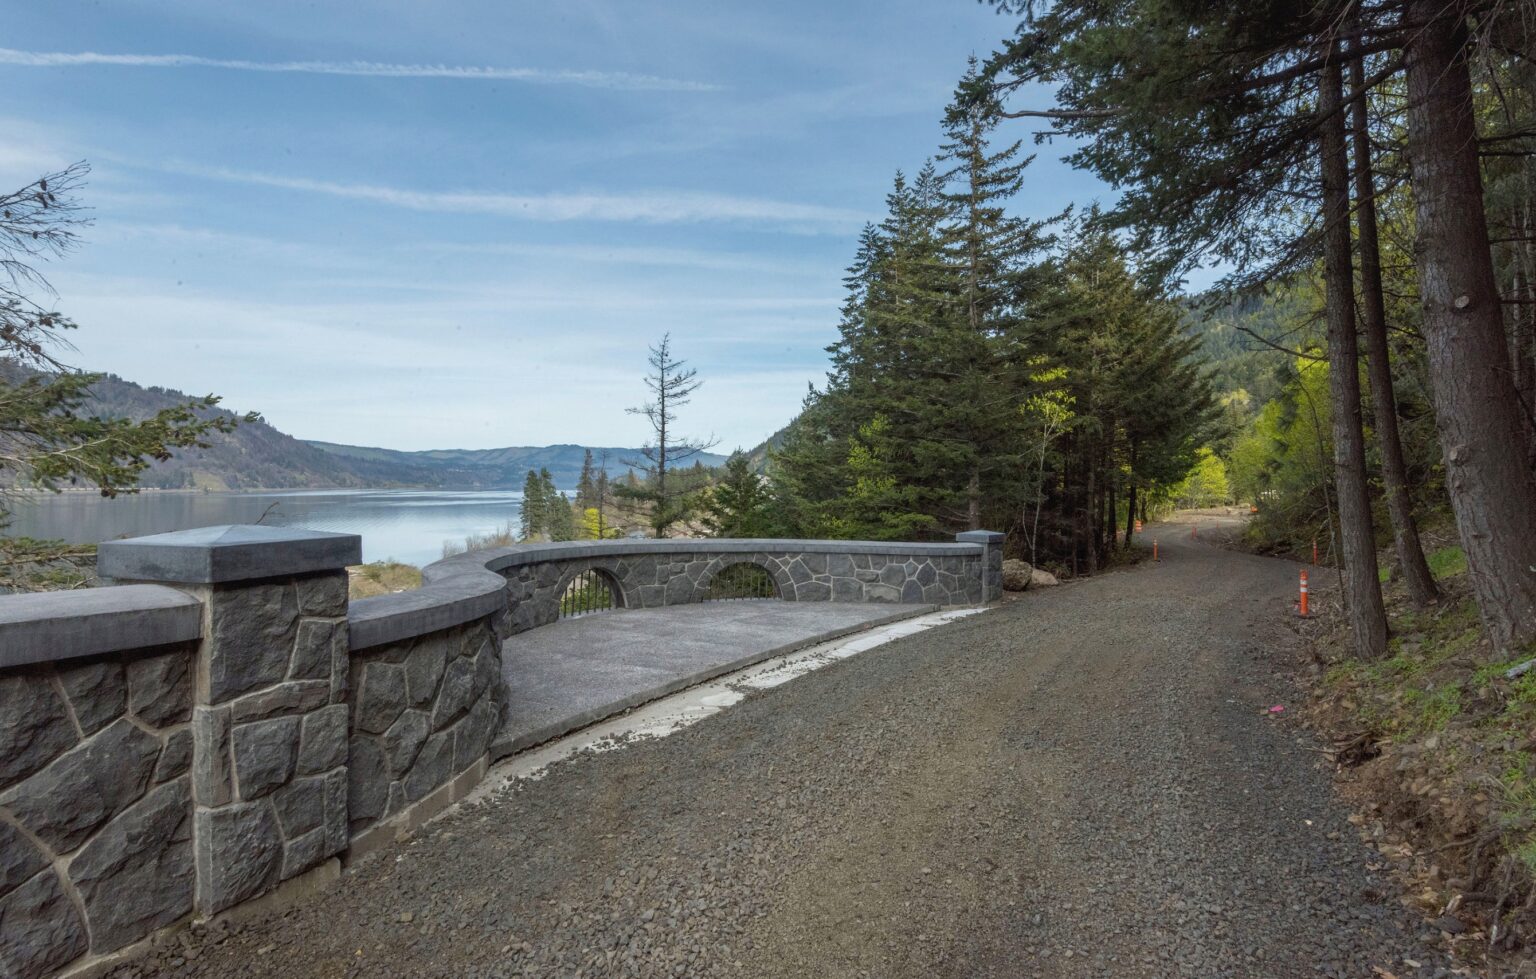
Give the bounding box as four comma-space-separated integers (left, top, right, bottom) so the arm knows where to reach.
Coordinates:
1403, 0, 1536, 650
1320, 55, 1389, 659
1106, 471, 1118, 554
1082, 452, 1099, 575
1348, 53, 1439, 607
967, 469, 981, 531
1125, 438, 1139, 549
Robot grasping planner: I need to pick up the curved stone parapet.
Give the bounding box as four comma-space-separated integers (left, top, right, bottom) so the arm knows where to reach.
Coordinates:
0, 526, 1003, 977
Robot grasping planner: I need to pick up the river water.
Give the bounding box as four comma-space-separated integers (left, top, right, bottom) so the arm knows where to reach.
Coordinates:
3, 489, 534, 566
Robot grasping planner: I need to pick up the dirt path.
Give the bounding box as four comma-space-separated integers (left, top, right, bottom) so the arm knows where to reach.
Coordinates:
116, 520, 1462, 978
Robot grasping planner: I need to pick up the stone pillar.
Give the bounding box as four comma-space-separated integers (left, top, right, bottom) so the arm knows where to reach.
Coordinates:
97, 525, 360, 916
955, 530, 1005, 603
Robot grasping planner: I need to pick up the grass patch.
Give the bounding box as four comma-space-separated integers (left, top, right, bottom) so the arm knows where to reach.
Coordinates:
1427, 545, 1467, 579
348, 560, 423, 599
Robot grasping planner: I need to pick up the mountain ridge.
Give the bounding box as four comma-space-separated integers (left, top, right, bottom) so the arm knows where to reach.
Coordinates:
0, 362, 733, 490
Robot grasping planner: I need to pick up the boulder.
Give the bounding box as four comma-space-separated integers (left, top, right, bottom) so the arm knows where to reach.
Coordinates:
1030, 567, 1061, 588
1001, 560, 1033, 592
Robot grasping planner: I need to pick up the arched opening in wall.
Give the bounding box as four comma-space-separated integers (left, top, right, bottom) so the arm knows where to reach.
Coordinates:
704, 562, 780, 601
559, 568, 620, 618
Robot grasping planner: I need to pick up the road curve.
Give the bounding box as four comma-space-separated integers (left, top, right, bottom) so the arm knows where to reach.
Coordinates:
113, 520, 1457, 978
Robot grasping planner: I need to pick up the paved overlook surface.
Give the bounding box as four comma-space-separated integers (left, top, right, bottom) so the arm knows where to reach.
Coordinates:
114, 519, 1460, 978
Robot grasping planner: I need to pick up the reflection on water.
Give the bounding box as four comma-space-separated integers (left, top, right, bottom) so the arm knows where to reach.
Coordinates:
4, 489, 535, 566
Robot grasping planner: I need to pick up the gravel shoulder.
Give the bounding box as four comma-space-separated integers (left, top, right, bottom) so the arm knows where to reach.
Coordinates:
114, 522, 1463, 978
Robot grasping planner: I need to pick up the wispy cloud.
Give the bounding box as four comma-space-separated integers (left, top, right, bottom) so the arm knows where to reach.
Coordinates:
0, 47, 717, 92
171, 165, 869, 231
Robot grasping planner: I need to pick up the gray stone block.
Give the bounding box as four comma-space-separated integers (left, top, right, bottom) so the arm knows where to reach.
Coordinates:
0, 586, 202, 671
385, 780, 408, 819
454, 695, 498, 771
797, 581, 831, 602
0, 717, 159, 853
0, 869, 88, 978
878, 564, 906, 587
281, 826, 327, 880
900, 580, 924, 603
403, 729, 454, 801
831, 577, 863, 602
297, 704, 348, 775
347, 736, 388, 830
472, 636, 499, 698
865, 583, 901, 602
295, 572, 348, 617
0, 669, 77, 792
56, 656, 126, 736
663, 575, 694, 605
194, 801, 282, 914
97, 525, 360, 585
404, 638, 447, 707
382, 709, 430, 778
271, 775, 324, 838
329, 628, 349, 704
637, 584, 665, 607
431, 657, 476, 731
786, 558, 812, 586
229, 679, 328, 723
826, 553, 855, 577
206, 583, 299, 704
126, 648, 192, 726
232, 716, 300, 800
154, 728, 193, 783
915, 562, 937, 586
0, 818, 48, 897
69, 778, 193, 954
191, 705, 232, 807
354, 662, 406, 735
322, 767, 347, 855
289, 618, 342, 681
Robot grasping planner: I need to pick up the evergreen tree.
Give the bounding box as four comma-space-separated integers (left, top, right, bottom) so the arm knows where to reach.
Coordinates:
702, 452, 781, 538
0, 164, 250, 589
620, 334, 718, 537
575, 449, 596, 511
547, 491, 577, 542
518, 469, 546, 541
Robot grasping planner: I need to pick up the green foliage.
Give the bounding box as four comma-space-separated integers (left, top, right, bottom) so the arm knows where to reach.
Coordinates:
348, 560, 422, 599
1426, 545, 1467, 580
618, 334, 717, 537
770, 108, 1214, 569
1172, 448, 1231, 507
702, 452, 782, 538
580, 507, 620, 540
1, 165, 251, 589
517, 468, 577, 542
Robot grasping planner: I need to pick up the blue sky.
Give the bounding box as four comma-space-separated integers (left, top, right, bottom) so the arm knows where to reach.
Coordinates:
1, 0, 1113, 453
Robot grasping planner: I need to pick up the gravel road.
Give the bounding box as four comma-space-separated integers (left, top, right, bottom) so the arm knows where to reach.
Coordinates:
115, 519, 1461, 978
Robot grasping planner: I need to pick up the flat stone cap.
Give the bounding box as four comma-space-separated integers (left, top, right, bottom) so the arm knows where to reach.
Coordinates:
955, 530, 1005, 544
97, 524, 362, 584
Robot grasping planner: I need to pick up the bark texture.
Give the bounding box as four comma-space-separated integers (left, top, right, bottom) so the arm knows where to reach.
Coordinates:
1348, 53, 1439, 607
1404, 0, 1536, 650
1320, 55, 1388, 660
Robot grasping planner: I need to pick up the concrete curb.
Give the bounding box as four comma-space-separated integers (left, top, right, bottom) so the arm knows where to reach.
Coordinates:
488, 603, 940, 760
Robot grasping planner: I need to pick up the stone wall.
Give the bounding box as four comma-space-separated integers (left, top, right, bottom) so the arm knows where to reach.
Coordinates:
0, 641, 196, 979
346, 614, 508, 842
2, 525, 1003, 977
184, 570, 351, 917
494, 545, 988, 635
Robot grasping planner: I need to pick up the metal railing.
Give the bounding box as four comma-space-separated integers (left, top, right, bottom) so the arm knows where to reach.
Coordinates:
703, 563, 779, 601
559, 569, 617, 618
